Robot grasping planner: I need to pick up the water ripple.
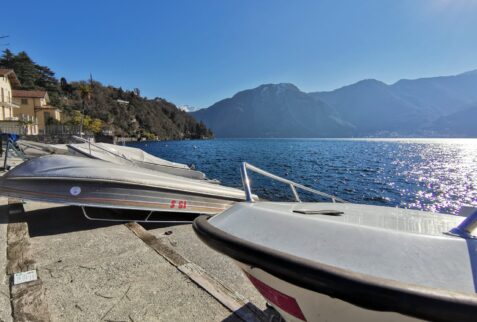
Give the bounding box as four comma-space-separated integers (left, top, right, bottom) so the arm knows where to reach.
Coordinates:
129, 138, 477, 215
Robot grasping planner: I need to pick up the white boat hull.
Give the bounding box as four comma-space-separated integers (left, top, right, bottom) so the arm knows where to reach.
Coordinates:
235, 262, 419, 322
193, 203, 477, 321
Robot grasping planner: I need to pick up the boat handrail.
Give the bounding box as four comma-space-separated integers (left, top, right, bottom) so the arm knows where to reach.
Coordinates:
447, 206, 477, 239
240, 162, 346, 203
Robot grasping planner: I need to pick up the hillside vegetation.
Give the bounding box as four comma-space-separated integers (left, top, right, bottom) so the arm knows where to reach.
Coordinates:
0, 49, 213, 139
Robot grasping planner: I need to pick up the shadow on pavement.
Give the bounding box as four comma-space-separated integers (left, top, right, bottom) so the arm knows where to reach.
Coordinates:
222, 305, 285, 322
1, 203, 194, 237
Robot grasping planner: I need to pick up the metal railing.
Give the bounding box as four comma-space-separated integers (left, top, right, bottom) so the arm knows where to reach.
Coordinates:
2, 139, 27, 170
72, 135, 136, 165
44, 124, 83, 135
240, 162, 346, 203
447, 206, 477, 239
0, 121, 27, 135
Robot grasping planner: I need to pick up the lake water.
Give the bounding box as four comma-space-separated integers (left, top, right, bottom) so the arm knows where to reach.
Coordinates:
128, 138, 477, 215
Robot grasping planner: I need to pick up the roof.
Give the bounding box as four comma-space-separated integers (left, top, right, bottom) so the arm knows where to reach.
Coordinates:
12, 90, 48, 98
0, 69, 21, 87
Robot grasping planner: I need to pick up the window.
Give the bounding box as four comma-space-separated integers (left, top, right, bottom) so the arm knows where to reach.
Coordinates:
21, 98, 28, 105
44, 112, 51, 120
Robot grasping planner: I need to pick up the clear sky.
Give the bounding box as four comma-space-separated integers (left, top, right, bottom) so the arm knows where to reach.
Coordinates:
3, 0, 477, 108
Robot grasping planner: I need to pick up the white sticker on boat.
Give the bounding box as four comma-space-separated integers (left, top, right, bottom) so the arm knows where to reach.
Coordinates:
70, 186, 81, 196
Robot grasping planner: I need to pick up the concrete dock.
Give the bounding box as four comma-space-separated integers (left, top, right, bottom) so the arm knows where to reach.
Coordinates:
0, 198, 282, 321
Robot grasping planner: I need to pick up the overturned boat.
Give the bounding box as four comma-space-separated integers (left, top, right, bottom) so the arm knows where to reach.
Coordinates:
0, 155, 253, 222
194, 162, 477, 322
66, 140, 207, 180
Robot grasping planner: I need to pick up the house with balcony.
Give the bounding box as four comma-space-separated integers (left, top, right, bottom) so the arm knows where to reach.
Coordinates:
12, 90, 61, 134
0, 69, 25, 134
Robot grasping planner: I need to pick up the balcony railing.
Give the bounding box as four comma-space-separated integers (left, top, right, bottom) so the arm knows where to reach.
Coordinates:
6, 117, 19, 121
0, 101, 20, 109
19, 114, 38, 124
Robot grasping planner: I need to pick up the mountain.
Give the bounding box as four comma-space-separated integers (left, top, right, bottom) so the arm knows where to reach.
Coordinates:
428, 103, 477, 137
194, 70, 477, 138
310, 70, 477, 136
391, 71, 477, 116
311, 79, 427, 135
192, 83, 354, 138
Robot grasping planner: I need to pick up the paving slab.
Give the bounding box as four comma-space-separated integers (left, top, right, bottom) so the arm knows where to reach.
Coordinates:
18, 203, 241, 322
147, 223, 268, 311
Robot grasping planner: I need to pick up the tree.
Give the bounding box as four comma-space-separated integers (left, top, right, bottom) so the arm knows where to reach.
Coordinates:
0, 49, 214, 140
87, 118, 103, 134
0, 49, 60, 94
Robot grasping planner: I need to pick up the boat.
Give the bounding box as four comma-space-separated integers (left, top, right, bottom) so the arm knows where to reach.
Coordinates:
17, 140, 69, 157
0, 155, 255, 222
193, 162, 477, 322
66, 139, 207, 180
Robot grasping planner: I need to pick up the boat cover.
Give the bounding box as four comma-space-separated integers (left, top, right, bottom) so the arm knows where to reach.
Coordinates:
17, 140, 69, 156
67, 143, 206, 180
68, 143, 189, 168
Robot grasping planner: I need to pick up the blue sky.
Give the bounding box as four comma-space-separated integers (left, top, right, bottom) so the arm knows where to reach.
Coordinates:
3, 0, 477, 108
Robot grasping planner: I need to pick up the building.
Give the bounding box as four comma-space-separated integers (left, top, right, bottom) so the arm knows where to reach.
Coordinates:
12, 90, 61, 134
0, 69, 24, 134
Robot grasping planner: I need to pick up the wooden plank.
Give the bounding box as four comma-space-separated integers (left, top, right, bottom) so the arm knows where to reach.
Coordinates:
125, 222, 268, 322
125, 222, 187, 266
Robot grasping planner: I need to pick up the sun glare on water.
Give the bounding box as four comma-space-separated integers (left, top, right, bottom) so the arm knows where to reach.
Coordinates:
406, 139, 477, 213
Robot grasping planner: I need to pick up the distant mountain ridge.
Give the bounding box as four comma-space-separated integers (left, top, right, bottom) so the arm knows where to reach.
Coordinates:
193, 70, 477, 137
193, 83, 353, 138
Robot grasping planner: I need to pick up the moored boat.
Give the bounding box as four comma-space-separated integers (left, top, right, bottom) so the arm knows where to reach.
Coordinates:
193, 162, 477, 322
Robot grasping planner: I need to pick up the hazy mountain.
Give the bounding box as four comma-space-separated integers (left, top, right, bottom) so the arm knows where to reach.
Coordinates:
428, 103, 477, 137
194, 70, 477, 137
391, 70, 477, 116
311, 79, 427, 135
311, 70, 477, 136
192, 83, 354, 137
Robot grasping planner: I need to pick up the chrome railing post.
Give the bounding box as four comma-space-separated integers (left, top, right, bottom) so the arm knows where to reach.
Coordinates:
448, 207, 477, 239
289, 184, 301, 202
240, 162, 254, 202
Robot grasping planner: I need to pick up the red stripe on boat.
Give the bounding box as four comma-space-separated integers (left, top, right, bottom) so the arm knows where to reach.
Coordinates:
245, 272, 306, 321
